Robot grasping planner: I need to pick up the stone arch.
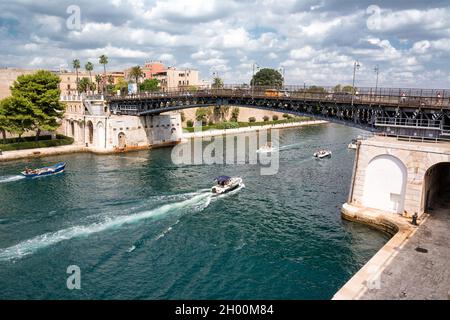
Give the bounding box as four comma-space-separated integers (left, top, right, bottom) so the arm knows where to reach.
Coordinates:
97, 121, 105, 149
87, 120, 94, 145
118, 132, 126, 149
362, 154, 408, 214
422, 162, 450, 213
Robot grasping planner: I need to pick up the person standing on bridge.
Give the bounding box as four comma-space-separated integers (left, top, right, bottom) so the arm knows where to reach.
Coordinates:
401, 92, 406, 103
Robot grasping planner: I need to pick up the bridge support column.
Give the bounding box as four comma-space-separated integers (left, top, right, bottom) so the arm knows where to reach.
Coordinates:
346, 136, 450, 218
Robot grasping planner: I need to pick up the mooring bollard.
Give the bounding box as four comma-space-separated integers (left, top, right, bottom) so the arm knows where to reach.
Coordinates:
412, 212, 418, 226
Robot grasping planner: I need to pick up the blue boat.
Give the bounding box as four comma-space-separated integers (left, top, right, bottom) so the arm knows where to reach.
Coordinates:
21, 162, 66, 178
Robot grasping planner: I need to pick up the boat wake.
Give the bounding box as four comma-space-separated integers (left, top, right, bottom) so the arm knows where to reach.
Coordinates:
0, 191, 213, 261
0, 175, 25, 184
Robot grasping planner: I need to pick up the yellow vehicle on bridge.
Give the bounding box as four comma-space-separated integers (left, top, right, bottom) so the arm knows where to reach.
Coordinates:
264, 89, 290, 97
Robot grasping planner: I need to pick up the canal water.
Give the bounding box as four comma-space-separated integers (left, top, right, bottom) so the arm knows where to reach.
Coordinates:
0, 123, 389, 299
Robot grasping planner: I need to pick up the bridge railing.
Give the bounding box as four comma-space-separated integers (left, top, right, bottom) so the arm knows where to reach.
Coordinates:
375, 117, 442, 129
107, 85, 450, 108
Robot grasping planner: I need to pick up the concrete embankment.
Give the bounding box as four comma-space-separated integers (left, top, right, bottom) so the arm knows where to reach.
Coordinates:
0, 145, 87, 162
334, 202, 450, 300
182, 120, 328, 139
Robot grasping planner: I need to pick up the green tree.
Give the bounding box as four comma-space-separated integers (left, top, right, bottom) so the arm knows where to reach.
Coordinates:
107, 75, 114, 85
139, 78, 159, 92
128, 66, 144, 91
10, 70, 65, 139
95, 75, 103, 94
308, 86, 327, 93
99, 55, 108, 92
78, 77, 96, 94
195, 107, 212, 125
231, 107, 240, 121
114, 78, 128, 95
342, 85, 356, 94
85, 62, 94, 93
251, 68, 283, 87
212, 77, 224, 89
72, 59, 81, 94
333, 84, 342, 93
0, 96, 37, 139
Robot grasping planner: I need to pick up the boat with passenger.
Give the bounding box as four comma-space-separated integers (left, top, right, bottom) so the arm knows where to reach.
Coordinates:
313, 150, 332, 159
21, 162, 66, 178
211, 176, 243, 194
257, 142, 275, 153
348, 139, 357, 150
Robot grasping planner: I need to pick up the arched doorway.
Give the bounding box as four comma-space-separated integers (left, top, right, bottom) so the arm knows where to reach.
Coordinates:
422, 162, 450, 212
70, 121, 75, 137
87, 121, 94, 145
97, 122, 105, 149
362, 154, 407, 213
118, 132, 126, 149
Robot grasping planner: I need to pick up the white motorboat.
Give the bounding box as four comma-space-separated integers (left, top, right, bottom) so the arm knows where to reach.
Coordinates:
313, 150, 332, 159
212, 176, 243, 194
257, 143, 275, 153
348, 139, 357, 149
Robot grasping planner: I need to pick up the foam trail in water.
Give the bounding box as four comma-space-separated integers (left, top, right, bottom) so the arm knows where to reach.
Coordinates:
0, 175, 25, 183
0, 191, 212, 261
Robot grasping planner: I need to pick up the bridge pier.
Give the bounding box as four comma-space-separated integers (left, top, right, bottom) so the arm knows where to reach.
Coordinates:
345, 136, 450, 218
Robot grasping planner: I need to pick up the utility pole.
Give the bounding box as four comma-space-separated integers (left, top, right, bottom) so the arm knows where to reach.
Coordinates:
351, 60, 360, 106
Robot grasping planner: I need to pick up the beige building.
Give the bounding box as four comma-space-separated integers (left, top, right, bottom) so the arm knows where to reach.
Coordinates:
153, 67, 201, 91
0, 67, 37, 99
58, 71, 125, 95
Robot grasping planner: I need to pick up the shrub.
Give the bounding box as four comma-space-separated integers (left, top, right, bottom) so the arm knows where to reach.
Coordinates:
208, 120, 215, 126
186, 119, 194, 127
272, 115, 279, 121
215, 122, 239, 129
263, 115, 270, 122
282, 113, 290, 119
0, 135, 74, 151
248, 117, 256, 123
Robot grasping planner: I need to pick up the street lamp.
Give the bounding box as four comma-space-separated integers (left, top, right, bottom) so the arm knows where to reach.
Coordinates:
252, 63, 260, 98
279, 67, 285, 88
351, 60, 360, 106
374, 65, 379, 94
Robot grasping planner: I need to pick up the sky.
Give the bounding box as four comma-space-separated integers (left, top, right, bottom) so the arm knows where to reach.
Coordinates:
0, 0, 449, 88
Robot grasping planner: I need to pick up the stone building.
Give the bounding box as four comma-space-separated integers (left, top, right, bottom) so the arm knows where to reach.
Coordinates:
59, 95, 182, 152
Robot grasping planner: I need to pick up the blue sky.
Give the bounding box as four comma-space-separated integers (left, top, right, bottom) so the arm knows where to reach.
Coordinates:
1, 0, 449, 88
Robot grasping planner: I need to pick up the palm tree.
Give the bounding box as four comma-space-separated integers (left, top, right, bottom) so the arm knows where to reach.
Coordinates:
85, 62, 94, 94
95, 75, 102, 94
99, 55, 108, 92
72, 59, 81, 94
128, 66, 144, 92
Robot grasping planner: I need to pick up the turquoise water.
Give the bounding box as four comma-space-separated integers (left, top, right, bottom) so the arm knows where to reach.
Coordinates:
0, 123, 389, 299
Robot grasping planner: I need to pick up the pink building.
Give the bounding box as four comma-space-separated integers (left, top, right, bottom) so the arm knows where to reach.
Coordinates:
142, 61, 165, 79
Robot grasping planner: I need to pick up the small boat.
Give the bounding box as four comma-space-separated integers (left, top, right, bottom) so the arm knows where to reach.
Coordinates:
21, 162, 66, 178
313, 150, 332, 159
212, 176, 243, 194
257, 143, 275, 153
348, 139, 358, 150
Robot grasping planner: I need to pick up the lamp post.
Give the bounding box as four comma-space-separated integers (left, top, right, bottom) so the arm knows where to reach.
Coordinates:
252, 63, 259, 98
374, 65, 379, 96
279, 67, 285, 88
351, 60, 360, 106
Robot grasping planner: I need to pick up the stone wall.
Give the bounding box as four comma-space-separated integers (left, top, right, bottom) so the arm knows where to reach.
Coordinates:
176, 106, 290, 125
349, 137, 450, 217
